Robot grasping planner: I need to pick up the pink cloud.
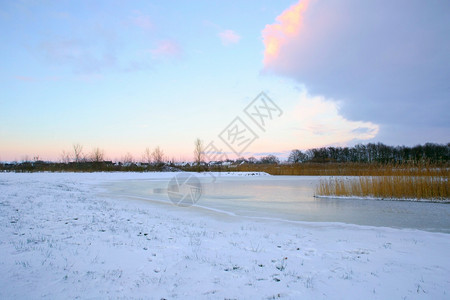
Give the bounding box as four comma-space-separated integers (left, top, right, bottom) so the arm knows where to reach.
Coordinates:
219, 30, 241, 46
262, 0, 309, 66
150, 40, 182, 59
129, 11, 153, 30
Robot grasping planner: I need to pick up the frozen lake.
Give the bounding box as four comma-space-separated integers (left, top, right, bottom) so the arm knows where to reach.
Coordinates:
106, 175, 450, 233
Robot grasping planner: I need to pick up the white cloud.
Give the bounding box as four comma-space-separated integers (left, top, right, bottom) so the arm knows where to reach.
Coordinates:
219, 29, 241, 46
150, 40, 182, 59
287, 92, 379, 146
247, 89, 379, 154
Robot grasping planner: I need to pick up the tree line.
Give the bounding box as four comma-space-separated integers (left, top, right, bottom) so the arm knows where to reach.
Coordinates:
288, 142, 450, 164
0, 141, 448, 173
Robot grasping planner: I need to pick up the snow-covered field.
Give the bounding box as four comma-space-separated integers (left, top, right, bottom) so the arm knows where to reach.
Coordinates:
0, 172, 449, 299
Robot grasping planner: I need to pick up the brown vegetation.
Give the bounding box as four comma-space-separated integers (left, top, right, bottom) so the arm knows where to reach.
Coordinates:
314, 163, 449, 200
230, 162, 448, 176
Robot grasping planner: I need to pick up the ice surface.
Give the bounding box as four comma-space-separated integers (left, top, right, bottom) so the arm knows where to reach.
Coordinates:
108, 175, 450, 233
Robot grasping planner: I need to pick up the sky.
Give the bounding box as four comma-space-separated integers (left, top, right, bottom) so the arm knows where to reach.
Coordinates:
0, 0, 448, 162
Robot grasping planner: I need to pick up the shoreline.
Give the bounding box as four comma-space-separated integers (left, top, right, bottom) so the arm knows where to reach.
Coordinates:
314, 194, 450, 203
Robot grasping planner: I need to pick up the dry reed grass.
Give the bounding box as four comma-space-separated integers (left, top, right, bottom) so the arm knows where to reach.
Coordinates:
316, 174, 449, 201
234, 162, 448, 177
230, 162, 450, 200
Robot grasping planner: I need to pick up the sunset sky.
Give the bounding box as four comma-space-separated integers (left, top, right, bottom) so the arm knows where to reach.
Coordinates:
1, 0, 449, 162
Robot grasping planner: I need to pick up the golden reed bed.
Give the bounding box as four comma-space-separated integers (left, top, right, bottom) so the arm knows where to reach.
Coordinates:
316, 175, 449, 200
234, 162, 449, 200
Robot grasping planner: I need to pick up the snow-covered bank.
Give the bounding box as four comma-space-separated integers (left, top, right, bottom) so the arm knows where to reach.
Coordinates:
0, 173, 449, 299
315, 194, 450, 203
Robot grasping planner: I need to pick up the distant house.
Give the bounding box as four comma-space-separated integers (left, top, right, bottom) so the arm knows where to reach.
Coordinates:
31, 160, 46, 167
174, 161, 191, 167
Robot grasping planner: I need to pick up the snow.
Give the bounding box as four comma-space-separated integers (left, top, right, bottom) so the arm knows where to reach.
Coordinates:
315, 195, 450, 203
0, 172, 449, 299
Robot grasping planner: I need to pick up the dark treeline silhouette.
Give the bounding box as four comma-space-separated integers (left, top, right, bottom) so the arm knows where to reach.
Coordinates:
0, 161, 172, 173
288, 142, 450, 164
0, 142, 448, 173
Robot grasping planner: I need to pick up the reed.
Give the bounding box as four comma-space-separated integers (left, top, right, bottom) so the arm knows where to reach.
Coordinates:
316, 175, 449, 200
233, 161, 448, 177
231, 161, 450, 200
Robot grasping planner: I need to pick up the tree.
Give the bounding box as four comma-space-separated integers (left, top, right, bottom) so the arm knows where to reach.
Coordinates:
259, 155, 280, 164
288, 149, 307, 163
194, 138, 204, 165
122, 152, 134, 166
60, 150, 70, 163
236, 157, 247, 164
247, 156, 257, 164
90, 147, 105, 162
72, 144, 84, 163
152, 146, 164, 165
142, 147, 152, 164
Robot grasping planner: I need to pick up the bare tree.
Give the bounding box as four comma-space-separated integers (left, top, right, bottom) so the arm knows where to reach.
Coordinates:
90, 147, 105, 162
248, 156, 257, 164
60, 150, 70, 163
288, 149, 307, 164
142, 147, 152, 164
152, 146, 164, 164
259, 155, 280, 164
194, 138, 204, 165
122, 152, 134, 165
73, 144, 84, 163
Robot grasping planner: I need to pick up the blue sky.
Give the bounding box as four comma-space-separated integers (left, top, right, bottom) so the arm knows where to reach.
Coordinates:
0, 0, 448, 162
